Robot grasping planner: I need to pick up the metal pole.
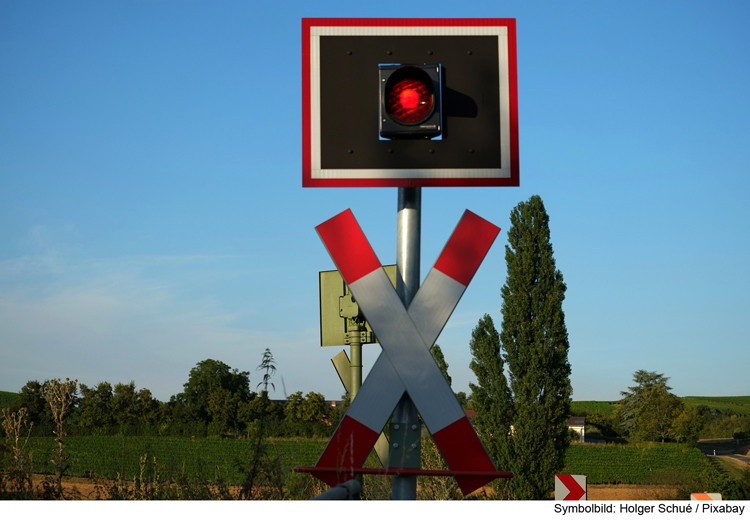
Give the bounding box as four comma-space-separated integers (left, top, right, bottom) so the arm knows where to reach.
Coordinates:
392, 187, 421, 500
310, 479, 362, 500
347, 321, 363, 399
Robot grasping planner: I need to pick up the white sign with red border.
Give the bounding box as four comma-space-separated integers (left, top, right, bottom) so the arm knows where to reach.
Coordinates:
302, 18, 519, 188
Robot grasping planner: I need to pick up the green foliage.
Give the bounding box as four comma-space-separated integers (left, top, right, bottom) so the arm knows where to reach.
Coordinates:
11, 381, 54, 436
616, 370, 701, 443
633, 389, 684, 442
469, 314, 513, 480
698, 413, 750, 439
175, 359, 251, 432
681, 396, 750, 416
672, 405, 703, 446
282, 391, 333, 438
498, 195, 572, 499
569, 402, 620, 439
78, 382, 114, 433
570, 401, 617, 417
75, 381, 162, 436
285, 392, 328, 423
430, 344, 451, 387
563, 443, 709, 484
455, 391, 468, 409
617, 370, 673, 434
0, 391, 17, 410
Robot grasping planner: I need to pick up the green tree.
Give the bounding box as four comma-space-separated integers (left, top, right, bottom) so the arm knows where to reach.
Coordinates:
206, 387, 246, 437
633, 388, 683, 442
78, 382, 115, 433
617, 370, 672, 435
430, 344, 452, 387
499, 195, 572, 500
672, 405, 704, 446
175, 359, 251, 433
468, 313, 513, 485
455, 391, 468, 409
285, 391, 329, 423
283, 391, 332, 437
12, 381, 53, 436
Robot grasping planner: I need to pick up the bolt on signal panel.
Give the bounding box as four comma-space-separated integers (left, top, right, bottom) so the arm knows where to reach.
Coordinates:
302, 18, 518, 188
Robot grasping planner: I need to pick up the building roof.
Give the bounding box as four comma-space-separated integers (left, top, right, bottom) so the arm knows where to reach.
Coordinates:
566, 416, 585, 428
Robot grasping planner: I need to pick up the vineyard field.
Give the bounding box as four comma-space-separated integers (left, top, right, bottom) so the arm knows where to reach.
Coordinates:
26, 436, 326, 484
570, 401, 617, 417
681, 396, 750, 416
563, 443, 710, 484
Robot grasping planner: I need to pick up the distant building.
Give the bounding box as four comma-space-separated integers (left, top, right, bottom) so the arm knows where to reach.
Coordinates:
567, 416, 585, 442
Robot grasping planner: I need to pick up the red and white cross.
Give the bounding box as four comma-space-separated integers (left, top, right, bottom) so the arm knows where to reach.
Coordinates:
313, 209, 501, 495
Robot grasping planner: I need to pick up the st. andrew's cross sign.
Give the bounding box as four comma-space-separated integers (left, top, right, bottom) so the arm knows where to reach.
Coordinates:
307, 209, 504, 495
302, 18, 519, 187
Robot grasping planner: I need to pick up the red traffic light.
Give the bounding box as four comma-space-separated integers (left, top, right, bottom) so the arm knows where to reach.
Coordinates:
386, 71, 434, 124
380, 64, 442, 139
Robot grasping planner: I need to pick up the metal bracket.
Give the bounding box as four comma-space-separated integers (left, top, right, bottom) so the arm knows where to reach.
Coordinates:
389, 421, 421, 468
344, 330, 373, 344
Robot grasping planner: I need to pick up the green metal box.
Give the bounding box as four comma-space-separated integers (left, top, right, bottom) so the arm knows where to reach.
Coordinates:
319, 265, 397, 346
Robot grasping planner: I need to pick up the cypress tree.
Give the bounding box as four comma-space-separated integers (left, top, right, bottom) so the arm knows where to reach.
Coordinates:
500, 195, 572, 499
430, 344, 452, 387
469, 313, 513, 494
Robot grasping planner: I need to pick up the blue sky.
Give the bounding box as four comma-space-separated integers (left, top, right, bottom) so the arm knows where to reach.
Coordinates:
1, 0, 748, 403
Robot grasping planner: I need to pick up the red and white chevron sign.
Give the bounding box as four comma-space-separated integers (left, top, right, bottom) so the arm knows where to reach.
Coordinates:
313, 209, 501, 495
555, 474, 587, 500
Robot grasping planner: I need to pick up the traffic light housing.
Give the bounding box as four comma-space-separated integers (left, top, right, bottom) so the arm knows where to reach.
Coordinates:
379, 64, 442, 139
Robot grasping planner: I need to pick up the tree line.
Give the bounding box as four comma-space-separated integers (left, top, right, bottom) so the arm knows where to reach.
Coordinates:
4, 352, 338, 439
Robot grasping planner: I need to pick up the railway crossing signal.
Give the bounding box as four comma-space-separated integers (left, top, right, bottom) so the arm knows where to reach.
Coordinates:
311, 208, 502, 495
302, 18, 519, 187
301, 17, 519, 500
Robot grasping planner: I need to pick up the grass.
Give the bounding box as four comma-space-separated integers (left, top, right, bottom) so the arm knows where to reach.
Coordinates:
707, 455, 749, 481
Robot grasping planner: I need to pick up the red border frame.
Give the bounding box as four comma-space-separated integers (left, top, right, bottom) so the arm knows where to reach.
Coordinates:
302, 18, 519, 188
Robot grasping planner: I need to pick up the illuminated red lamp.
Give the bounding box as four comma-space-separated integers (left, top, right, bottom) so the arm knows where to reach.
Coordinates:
380, 64, 441, 139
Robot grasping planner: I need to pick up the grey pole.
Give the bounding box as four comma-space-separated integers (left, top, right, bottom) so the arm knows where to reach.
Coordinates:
347, 320, 365, 487
310, 479, 362, 500
392, 187, 421, 500
347, 320, 363, 398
